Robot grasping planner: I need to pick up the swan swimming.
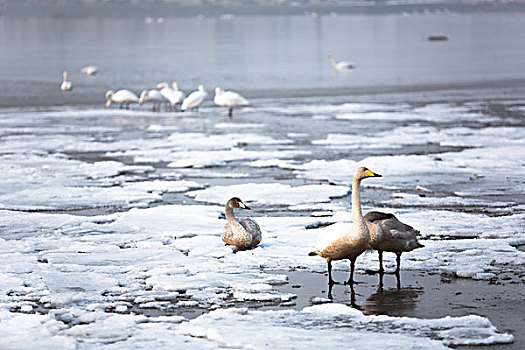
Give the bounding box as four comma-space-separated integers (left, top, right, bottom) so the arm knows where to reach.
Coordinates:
139, 89, 165, 112
181, 85, 207, 112
328, 54, 355, 70
60, 71, 72, 92
80, 65, 100, 76
222, 197, 262, 252
309, 167, 381, 285
105, 89, 138, 109
214, 87, 250, 118
365, 211, 424, 274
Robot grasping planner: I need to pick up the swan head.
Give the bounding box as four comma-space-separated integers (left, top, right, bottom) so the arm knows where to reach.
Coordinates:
227, 197, 251, 210
139, 90, 147, 105
198, 85, 205, 92
156, 82, 169, 90
172, 82, 179, 91
355, 166, 382, 181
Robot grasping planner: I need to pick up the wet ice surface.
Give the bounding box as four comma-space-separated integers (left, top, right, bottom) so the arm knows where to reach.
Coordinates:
0, 94, 524, 348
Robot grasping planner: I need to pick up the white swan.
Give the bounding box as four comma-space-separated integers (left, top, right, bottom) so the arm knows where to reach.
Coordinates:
222, 197, 262, 252
309, 167, 381, 285
328, 54, 355, 70
60, 71, 72, 91
181, 85, 207, 112
365, 212, 424, 274
157, 82, 185, 109
214, 87, 250, 119
105, 89, 138, 109
139, 89, 165, 112
80, 65, 100, 76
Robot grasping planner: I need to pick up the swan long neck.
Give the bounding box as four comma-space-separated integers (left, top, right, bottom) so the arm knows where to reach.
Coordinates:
63, 71, 67, 81
225, 204, 241, 228
351, 176, 368, 238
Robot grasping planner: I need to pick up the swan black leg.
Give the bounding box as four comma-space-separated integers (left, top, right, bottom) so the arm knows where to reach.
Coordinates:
228, 107, 233, 119
327, 260, 334, 285
345, 258, 356, 285
395, 252, 402, 274
378, 251, 384, 274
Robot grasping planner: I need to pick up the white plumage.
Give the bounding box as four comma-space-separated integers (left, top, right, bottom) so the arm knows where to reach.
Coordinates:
157, 82, 185, 108
60, 71, 72, 92
181, 85, 207, 112
105, 89, 138, 109
80, 65, 100, 76
139, 89, 166, 112
328, 54, 355, 70
214, 87, 250, 118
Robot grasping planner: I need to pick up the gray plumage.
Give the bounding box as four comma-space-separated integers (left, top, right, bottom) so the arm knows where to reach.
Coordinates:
365, 211, 424, 274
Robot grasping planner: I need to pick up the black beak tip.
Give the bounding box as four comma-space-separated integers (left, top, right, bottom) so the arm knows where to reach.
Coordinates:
376, 174, 382, 177
244, 205, 251, 210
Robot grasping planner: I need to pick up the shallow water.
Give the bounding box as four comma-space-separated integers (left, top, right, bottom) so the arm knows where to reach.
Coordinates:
2, 13, 525, 107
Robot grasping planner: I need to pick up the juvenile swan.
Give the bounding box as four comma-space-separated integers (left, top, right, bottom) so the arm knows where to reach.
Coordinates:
365, 211, 424, 274
309, 167, 381, 285
222, 197, 262, 251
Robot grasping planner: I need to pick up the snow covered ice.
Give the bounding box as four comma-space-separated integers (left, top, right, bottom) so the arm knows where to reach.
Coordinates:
0, 96, 522, 349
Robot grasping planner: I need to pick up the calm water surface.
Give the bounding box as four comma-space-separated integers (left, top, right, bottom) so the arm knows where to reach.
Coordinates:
1, 13, 525, 106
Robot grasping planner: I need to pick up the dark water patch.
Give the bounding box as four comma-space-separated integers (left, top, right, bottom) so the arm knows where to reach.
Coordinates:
267, 269, 525, 349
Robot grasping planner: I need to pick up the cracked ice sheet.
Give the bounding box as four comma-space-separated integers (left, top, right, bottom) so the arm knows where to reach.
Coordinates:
186, 183, 349, 206
0, 153, 206, 210
178, 305, 512, 348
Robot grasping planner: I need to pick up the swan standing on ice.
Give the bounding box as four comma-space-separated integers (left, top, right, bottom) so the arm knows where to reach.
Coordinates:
156, 82, 185, 110
80, 65, 100, 76
139, 89, 165, 112
365, 212, 424, 274
60, 71, 72, 91
222, 197, 262, 252
214, 87, 250, 118
181, 85, 207, 112
328, 54, 355, 70
309, 167, 381, 285
105, 89, 138, 109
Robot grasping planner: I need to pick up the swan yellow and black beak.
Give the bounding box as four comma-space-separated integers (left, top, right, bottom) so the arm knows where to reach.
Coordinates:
239, 201, 251, 210
365, 169, 382, 177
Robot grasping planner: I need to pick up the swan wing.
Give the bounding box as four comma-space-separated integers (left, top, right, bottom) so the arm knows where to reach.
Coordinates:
239, 217, 262, 246
314, 222, 352, 251
181, 91, 205, 110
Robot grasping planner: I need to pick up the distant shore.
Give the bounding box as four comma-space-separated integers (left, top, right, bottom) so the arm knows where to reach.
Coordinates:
2, 2, 525, 18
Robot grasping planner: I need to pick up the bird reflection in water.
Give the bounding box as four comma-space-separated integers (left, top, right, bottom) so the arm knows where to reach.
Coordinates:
325, 272, 423, 314
327, 280, 361, 310
363, 273, 423, 316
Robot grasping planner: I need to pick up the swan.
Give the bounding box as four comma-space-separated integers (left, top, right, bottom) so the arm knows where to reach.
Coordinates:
181, 85, 207, 112
105, 89, 138, 109
80, 65, 100, 76
157, 82, 185, 109
139, 89, 165, 112
365, 211, 424, 274
328, 54, 355, 70
309, 167, 381, 285
214, 87, 250, 119
222, 197, 262, 252
60, 71, 72, 91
